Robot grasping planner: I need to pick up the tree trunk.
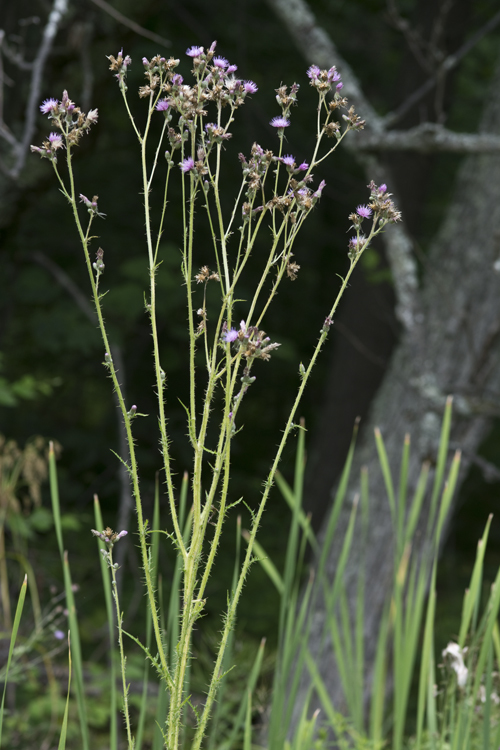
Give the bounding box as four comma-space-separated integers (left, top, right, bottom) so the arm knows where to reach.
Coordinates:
264, 0, 500, 726
291, 54, 500, 723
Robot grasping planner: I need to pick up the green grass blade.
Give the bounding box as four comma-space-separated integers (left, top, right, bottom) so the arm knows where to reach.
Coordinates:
324, 495, 359, 614
482, 641, 493, 750
318, 419, 359, 578
428, 395, 453, 531
374, 427, 396, 526
471, 564, 500, 706
369, 600, 391, 744
279, 423, 309, 643
434, 449, 461, 544
57, 632, 72, 750
275, 471, 317, 553
280, 574, 316, 738
0, 574, 27, 749
49, 441, 64, 560
458, 514, 492, 646
63, 551, 90, 750
243, 690, 252, 750
222, 637, 265, 750
242, 530, 284, 595
415, 568, 436, 750
49, 442, 90, 750
404, 462, 430, 546
396, 433, 410, 556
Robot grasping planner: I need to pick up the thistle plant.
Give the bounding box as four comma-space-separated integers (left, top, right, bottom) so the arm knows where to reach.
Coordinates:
31, 42, 400, 749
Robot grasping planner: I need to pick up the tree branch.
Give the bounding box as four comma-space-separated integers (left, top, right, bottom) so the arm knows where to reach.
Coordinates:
266, 0, 422, 335
12, 0, 69, 178
382, 8, 500, 128
356, 122, 500, 153
88, 0, 171, 49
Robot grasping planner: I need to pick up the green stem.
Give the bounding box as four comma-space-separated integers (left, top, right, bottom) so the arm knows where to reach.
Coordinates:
109, 547, 134, 750
61, 143, 174, 691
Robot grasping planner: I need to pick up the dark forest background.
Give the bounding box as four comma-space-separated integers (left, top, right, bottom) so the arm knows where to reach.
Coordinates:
1, 0, 500, 729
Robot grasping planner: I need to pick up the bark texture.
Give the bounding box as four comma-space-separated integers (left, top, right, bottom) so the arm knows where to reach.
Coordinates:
292, 57, 500, 723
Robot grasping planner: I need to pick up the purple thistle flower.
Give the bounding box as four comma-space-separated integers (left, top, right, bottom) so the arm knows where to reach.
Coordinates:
298, 161, 309, 171
172, 73, 183, 86
270, 116, 290, 129
48, 132, 63, 148
336, 82, 344, 91
379, 183, 387, 193
243, 80, 258, 94
281, 154, 296, 167
356, 204, 372, 219
227, 64, 238, 74
328, 67, 341, 83
142, 57, 149, 66
314, 180, 326, 198
115, 530, 128, 540
156, 99, 170, 112
213, 56, 228, 69
306, 65, 320, 79
186, 45, 204, 57
40, 98, 58, 114
209, 41, 217, 53
180, 156, 195, 173
223, 328, 238, 343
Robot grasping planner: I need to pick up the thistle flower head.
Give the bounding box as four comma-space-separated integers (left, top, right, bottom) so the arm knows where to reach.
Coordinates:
48, 132, 63, 149
180, 156, 195, 173
314, 180, 326, 198
40, 98, 59, 115
327, 67, 341, 83
186, 45, 204, 57
223, 328, 238, 343
356, 204, 372, 219
306, 65, 320, 80
213, 56, 228, 69
156, 99, 170, 112
243, 80, 258, 94
270, 116, 290, 129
